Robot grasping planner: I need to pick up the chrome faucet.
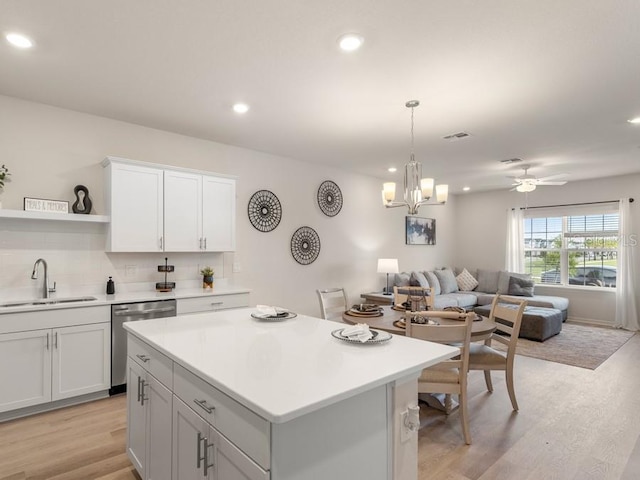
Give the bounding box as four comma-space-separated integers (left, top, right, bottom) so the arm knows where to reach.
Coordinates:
31, 258, 56, 299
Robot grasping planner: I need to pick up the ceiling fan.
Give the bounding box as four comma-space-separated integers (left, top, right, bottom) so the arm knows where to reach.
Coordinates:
509, 165, 568, 192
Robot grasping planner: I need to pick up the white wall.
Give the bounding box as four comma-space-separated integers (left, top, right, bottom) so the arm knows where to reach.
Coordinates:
0, 95, 456, 315
454, 176, 640, 325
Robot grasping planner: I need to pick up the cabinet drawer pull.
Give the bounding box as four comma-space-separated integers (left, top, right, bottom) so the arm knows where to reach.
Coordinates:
194, 398, 214, 414
136, 354, 151, 363
210, 302, 223, 306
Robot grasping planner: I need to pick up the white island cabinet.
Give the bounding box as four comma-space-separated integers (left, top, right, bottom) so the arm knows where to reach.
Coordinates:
124, 308, 458, 480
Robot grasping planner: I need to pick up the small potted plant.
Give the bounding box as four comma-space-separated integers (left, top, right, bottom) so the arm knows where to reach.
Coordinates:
200, 266, 214, 289
0, 164, 9, 208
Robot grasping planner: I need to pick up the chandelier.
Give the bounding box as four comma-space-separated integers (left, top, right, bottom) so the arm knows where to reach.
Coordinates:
382, 100, 448, 215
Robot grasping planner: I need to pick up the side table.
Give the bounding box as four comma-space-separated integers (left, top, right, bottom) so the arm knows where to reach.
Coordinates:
360, 292, 394, 306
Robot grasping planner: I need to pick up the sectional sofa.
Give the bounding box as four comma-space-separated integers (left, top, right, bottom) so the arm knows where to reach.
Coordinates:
394, 267, 570, 341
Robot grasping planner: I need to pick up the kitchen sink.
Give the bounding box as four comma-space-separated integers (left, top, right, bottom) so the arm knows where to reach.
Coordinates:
0, 296, 98, 308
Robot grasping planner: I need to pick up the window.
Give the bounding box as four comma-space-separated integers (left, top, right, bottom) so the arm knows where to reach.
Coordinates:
523, 212, 619, 288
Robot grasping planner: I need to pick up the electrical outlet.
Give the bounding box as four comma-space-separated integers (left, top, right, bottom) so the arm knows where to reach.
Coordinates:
233, 262, 241, 273
125, 265, 137, 277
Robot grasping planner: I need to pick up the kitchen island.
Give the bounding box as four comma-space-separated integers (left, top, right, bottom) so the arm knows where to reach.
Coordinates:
124, 307, 458, 480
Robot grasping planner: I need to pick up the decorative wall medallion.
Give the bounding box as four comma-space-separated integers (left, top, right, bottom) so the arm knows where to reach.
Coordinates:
317, 180, 343, 217
290, 226, 321, 265
248, 190, 282, 232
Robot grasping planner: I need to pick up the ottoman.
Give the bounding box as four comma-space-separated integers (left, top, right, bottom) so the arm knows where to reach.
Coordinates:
473, 304, 563, 342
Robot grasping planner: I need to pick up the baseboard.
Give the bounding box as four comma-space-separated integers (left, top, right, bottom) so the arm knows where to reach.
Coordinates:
0, 390, 109, 423
566, 316, 615, 328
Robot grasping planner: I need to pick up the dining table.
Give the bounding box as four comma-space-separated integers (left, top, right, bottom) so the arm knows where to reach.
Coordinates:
342, 305, 496, 414
342, 305, 496, 341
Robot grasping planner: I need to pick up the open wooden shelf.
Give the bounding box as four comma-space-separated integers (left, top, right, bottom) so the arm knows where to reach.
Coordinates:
0, 209, 110, 223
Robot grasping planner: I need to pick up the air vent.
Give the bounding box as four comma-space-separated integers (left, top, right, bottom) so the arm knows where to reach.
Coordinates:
500, 158, 523, 164
442, 132, 471, 141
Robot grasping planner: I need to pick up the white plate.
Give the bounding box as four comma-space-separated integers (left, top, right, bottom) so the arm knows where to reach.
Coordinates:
331, 328, 392, 345
251, 311, 297, 321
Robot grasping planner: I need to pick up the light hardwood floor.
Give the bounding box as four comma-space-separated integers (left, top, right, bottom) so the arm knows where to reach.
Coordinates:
1, 334, 638, 480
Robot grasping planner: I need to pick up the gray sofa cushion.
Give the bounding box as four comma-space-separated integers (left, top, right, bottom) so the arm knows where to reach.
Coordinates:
425, 271, 441, 295
474, 293, 569, 320
476, 269, 500, 293
410, 271, 429, 288
433, 293, 477, 309
508, 276, 535, 297
474, 304, 563, 341
434, 268, 458, 294
394, 272, 411, 287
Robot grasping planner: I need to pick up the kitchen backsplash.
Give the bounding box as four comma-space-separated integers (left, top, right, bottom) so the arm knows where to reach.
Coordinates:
0, 219, 225, 300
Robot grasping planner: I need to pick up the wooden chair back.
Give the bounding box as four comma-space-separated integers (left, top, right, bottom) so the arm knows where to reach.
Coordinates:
488, 294, 528, 354
393, 286, 435, 311
316, 288, 348, 321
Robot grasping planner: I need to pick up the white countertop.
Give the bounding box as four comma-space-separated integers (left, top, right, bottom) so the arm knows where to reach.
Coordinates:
0, 286, 251, 314
124, 308, 459, 423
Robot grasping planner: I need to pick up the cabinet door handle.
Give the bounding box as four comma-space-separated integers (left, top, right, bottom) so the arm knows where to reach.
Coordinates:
140, 380, 149, 406
54, 332, 58, 349
199, 237, 203, 250
204, 238, 207, 250
197, 432, 206, 469
193, 399, 214, 414
159, 236, 163, 249
137, 376, 142, 403
136, 354, 151, 363
203, 438, 214, 477
46, 332, 49, 350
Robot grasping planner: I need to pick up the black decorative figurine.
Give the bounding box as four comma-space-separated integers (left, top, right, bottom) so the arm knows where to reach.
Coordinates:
72, 185, 92, 214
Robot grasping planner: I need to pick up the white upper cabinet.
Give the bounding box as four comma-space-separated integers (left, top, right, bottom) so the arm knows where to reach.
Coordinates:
104, 160, 164, 252
202, 175, 236, 252
103, 157, 236, 252
164, 170, 203, 252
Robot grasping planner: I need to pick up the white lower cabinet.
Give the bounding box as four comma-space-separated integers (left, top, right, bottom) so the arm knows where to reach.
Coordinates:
127, 360, 173, 480
0, 319, 110, 414
173, 397, 268, 480
176, 293, 250, 315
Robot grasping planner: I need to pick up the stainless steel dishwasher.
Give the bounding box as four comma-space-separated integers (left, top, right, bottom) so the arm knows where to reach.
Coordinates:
110, 299, 177, 394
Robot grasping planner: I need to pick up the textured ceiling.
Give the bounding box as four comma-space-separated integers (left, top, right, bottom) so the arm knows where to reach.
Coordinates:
1, 0, 639, 193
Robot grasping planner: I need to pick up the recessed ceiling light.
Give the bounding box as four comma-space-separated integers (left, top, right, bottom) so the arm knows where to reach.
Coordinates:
232, 103, 249, 114
627, 117, 640, 124
6, 33, 33, 49
463, 186, 471, 192
338, 34, 364, 52
388, 167, 397, 173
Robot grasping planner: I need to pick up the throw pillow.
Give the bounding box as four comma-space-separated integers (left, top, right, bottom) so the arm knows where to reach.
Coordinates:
434, 268, 459, 294
476, 269, 500, 293
410, 271, 430, 289
508, 276, 535, 297
424, 271, 441, 295
498, 271, 531, 294
456, 268, 479, 291
393, 272, 411, 287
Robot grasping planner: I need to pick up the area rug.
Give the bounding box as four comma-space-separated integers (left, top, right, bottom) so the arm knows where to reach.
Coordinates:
494, 323, 636, 370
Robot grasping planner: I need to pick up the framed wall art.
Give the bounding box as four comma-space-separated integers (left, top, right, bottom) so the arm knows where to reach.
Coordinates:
405, 216, 436, 245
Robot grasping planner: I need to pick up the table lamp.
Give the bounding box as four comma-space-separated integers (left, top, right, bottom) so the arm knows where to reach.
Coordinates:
377, 258, 399, 295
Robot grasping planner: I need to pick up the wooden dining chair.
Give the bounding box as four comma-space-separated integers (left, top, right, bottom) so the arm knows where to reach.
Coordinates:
393, 286, 435, 311
405, 310, 474, 444
468, 294, 527, 411
316, 288, 348, 322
